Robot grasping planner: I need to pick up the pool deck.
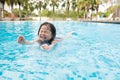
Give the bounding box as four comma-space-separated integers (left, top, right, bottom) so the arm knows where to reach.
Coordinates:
0, 17, 120, 24
81, 20, 120, 24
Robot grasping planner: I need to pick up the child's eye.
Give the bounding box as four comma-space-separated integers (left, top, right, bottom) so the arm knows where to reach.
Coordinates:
44, 31, 48, 33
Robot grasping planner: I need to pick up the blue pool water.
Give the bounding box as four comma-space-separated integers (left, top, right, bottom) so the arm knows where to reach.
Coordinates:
0, 21, 120, 80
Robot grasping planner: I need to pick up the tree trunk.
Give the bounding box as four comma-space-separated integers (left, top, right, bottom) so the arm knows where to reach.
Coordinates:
52, 5, 55, 20
90, 11, 92, 21
40, 7, 41, 20
19, 5, 21, 20
11, 5, 14, 20
96, 6, 99, 20
67, 0, 70, 18
2, 3, 4, 18
77, 8, 79, 18
0, 8, 2, 20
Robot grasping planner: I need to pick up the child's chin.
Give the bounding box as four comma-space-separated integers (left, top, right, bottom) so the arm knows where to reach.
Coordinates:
44, 39, 48, 41
43, 39, 49, 41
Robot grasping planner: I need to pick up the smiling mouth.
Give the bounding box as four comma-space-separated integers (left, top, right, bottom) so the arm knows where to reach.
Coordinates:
40, 36, 46, 39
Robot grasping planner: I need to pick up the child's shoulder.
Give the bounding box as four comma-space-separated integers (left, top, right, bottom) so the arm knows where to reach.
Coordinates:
54, 37, 63, 42
33, 38, 42, 42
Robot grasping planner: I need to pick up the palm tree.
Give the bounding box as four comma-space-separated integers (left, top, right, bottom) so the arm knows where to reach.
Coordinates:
76, 0, 84, 18
6, 0, 17, 20
50, 0, 59, 19
0, 3, 1, 20
71, 0, 77, 11
22, 0, 29, 18
0, 0, 5, 18
28, 2, 34, 16
61, 0, 66, 14
94, 0, 102, 20
83, 0, 90, 19
60, 0, 71, 18
89, 0, 96, 20
17, 0, 22, 20
66, 0, 70, 18
113, 0, 120, 20
35, 0, 47, 20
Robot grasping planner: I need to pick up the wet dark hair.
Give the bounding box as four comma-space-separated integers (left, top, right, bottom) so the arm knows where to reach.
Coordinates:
38, 22, 56, 44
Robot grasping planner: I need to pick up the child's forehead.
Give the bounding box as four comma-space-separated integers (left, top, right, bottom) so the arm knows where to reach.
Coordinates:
41, 25, 50, 30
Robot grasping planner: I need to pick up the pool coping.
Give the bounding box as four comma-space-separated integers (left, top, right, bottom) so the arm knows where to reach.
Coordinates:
81, 20, 120, 24
0, 19, 120, 24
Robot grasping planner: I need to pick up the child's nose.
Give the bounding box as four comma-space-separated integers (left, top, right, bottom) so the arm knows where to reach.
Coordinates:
41, 32, 45, 35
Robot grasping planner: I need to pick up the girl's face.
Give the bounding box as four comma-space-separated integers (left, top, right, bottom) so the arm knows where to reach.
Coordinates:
38, 25, 52, 41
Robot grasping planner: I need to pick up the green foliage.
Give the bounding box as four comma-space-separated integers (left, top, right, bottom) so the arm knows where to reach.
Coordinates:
78, 11, 84, 18
98, 12, 109, 17
13, 8, 19, 17
98, 12, 106, 17
106, 6, 116, 13
3, 0, 119, 20
98, 12, 104, 17
4, 11, 9, 17
21, 10, 26, 17
41, 9, 52, 17
105, 5, 120, 17
13, 8, 27, 18
98, 5, 119, 18
118, 6, 120, 8
70, 11, 77, 18
54, 10, 66, 18
31, 13, 37, 17
103, 12, 108, 17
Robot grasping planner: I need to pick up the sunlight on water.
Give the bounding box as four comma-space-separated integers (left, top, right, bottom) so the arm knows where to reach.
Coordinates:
0, 21, 120, 80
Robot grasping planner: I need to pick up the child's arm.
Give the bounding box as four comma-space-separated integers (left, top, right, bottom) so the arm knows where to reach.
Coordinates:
63, 32, 74, 39
17, 35, 40, 44
55, 32, 74, 42
41, 40, 57, 50
41, 32, 74, 50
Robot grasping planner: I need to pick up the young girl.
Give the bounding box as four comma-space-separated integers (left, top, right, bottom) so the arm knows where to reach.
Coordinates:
17, 22, 73, 50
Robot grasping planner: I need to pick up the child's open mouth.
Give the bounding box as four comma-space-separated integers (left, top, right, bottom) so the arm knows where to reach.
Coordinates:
40, 36, 46, 40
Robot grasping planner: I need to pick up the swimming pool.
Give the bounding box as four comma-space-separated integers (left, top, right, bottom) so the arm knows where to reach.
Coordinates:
0, 21, 120, 80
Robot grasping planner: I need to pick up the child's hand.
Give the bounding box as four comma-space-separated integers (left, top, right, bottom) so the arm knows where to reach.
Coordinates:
41, 44, 51, 50
17, 35, 25, 44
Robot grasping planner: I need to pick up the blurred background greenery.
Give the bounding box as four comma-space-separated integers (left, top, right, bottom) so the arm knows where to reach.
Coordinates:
0, 0, 120, 20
